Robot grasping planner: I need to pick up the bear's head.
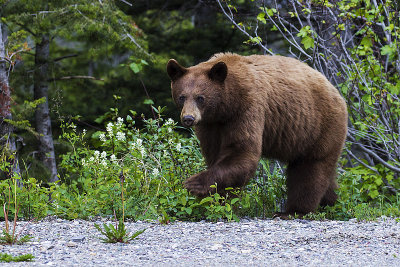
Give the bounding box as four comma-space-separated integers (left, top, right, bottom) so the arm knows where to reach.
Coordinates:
166, 59, 228, 127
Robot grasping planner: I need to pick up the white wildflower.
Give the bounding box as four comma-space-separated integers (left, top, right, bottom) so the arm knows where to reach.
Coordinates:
136, 139, 143, 147
152, 168, 159, 177
70, 124, 77, 129
101, 159, 107, 167
99, 133, 106, 142
83, 129, 87, 136
94, 150, 100, 159
89, 157, 94, 162
81, 159, 86, 166
168, 128, 172, 133
101, 151, 107, 159
106, 122, 113, 136
165, 118, 174, 125
176, 143, 181, 152
116, 131, 126, 141
130, 142, 136, 150
110, 154, 117, 163
116, 117, 124, 127
140, 147, 146, 157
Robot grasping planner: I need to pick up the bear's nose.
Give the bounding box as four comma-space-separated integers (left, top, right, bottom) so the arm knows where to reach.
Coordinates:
182, 115, 195, 127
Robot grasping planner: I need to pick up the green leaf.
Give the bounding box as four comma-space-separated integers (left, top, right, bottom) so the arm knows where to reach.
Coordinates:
225, 203, 231, 212
297, 26, 314, 50
143, 99, 154, 105
361, 94, 373, 105
184, 207, 192, 215
368, 189, 379, 199
231, 198, 240, 205
257, 12, 266, 24
360, 37, 372, 49
180, 196, 187, 206
301, 36, 314, 50
130, 63, 141, 73
381, 44, 396, 59
265, 8, 277, 16
200, 197, 213, 205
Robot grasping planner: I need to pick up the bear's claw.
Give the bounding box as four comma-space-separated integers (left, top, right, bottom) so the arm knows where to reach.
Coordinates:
272, 212, 305, 220
184, 173, 214, 197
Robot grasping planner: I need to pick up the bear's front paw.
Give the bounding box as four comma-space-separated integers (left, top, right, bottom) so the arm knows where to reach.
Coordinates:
184, 172, 215, 197
272, 212, 305, 220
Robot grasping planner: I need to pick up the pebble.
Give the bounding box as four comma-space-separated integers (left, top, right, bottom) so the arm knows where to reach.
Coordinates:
0, 217, 399, 266
71, 235, 86, 242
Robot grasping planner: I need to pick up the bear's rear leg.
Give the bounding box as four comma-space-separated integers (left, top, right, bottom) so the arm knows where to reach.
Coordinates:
319, 182, 338, 207
281, 158, 337, 217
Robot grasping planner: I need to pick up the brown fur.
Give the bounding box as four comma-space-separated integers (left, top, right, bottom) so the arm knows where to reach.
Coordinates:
167, 53, 348, 217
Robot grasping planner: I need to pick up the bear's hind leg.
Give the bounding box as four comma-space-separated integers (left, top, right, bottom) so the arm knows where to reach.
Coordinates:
283, 158, 336, 217
319, 182, 338, 207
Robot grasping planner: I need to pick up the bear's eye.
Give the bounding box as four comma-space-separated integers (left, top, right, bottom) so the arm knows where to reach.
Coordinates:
178, 95, 185, 104
196, 96, 205, 104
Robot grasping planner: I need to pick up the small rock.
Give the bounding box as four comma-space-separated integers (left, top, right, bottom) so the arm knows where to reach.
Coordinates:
40, 241, 54, 251
66, 241, 78, 247
210, 243, 223, 251
71, 235, 86, 242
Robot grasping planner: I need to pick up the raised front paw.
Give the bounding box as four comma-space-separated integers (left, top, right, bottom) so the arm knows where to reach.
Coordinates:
184, 172, 215, 197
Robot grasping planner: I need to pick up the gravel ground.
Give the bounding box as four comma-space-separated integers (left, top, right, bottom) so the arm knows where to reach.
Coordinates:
1, 217, 400, 266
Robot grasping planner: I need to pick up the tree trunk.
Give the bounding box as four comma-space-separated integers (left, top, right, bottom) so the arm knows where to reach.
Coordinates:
34, 35, 58, 183
0, 22, 21, 178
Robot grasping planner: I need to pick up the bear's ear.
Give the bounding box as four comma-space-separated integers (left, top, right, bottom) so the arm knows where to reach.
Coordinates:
167, 59, 187, 81
208, 61, 227, 83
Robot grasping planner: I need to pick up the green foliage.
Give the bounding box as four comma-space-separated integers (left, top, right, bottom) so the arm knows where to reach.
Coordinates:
198, 186, 240, 222
2, 107, 400, 222
0, 230, 33, 245
1, 108, 289, 222
94, 220, 145, 243
321, 171, 400, 221
0, 178, 56, 220
297, 26, 315, 50
0, 253, 34, 263
56, 107, 203, 220
0, 176, 33, 245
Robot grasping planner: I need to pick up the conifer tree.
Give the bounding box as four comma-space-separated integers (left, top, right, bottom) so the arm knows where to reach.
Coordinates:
0, 22, 20, 178
0, 0, 22, 180
2, 0, 147, 182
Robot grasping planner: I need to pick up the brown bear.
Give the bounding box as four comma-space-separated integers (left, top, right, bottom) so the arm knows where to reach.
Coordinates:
166, 53, 348, 217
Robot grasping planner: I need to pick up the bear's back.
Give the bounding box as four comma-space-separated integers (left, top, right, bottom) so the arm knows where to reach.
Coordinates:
209, 53, 347, 162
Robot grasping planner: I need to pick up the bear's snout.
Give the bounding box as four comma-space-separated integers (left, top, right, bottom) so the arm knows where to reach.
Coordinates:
182, 115, 195, 127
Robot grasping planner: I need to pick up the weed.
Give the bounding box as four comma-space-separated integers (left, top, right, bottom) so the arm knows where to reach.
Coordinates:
0, 177, 33, 245
0, 253, 34, 263
94, 219, 145, 243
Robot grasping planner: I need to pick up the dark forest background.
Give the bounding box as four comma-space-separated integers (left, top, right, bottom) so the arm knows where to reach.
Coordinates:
0, 0, 399, 221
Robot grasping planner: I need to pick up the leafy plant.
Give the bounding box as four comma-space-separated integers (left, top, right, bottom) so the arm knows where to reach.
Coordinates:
0, 253, 34, 263
94, 220, 145, 243
0, 177, 33, 245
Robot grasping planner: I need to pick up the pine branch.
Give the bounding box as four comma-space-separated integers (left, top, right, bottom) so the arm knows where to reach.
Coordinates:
53, 54, 79, 62
48, 75, 103, 82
